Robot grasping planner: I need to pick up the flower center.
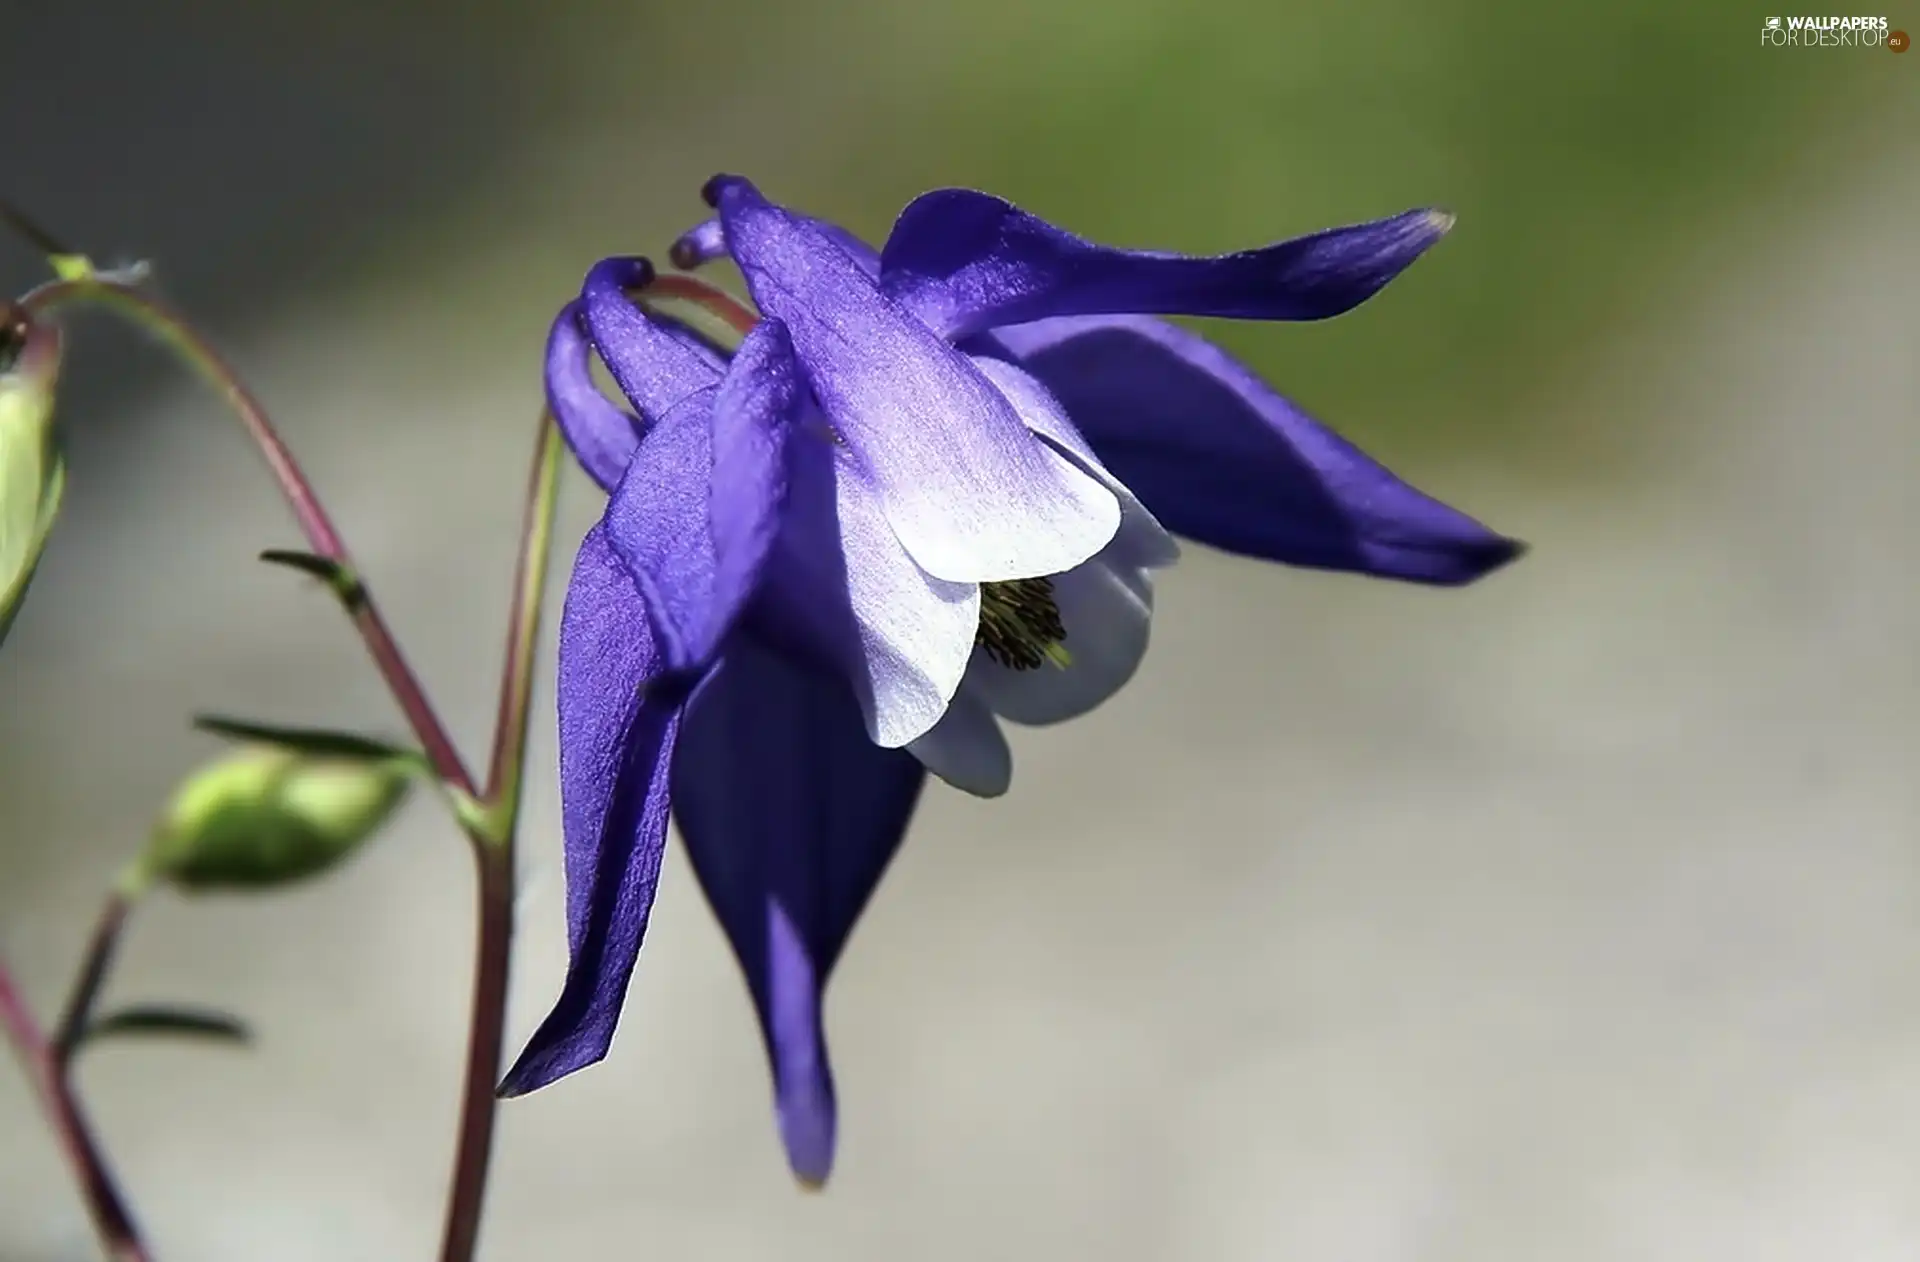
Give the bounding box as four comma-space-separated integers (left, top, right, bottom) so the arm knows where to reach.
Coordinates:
976, 578, 1070, 671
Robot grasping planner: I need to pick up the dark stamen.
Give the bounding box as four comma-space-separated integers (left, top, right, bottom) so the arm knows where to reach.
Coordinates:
977, 577, 1070, 671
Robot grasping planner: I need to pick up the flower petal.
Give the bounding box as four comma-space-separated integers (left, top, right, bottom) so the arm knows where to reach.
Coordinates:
581, 256, 724, 421
970, 354, 1180, 573
674, 212, 881, 277
966, 557, 1154, 727
598, 321, 797, 677
672, 636, 927, 1185
500, 525, 683, 1096
997, 315, 1522, 584
545, 300, 639, 492
601, 389, 720, 673
904, 683, 1012, 797
697, 318, 800, 666
749, 430, 981, 749
880, 189, 1453, 341
668, 217, 729, 270
708, 175, 1119, 585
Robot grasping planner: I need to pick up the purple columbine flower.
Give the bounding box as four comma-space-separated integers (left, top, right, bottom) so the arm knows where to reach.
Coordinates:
500, 174, 1523, 1185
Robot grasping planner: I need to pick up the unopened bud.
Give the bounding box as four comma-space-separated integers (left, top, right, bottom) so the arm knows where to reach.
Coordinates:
0, 310, 65, 647
141, 745, 412, 892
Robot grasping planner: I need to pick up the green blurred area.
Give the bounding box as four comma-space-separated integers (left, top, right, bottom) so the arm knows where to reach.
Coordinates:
767, 0, 1899, 474
269, 0, 1907, 482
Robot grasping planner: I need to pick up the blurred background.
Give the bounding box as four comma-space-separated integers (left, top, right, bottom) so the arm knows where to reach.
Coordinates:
0, 0, 1915, 1258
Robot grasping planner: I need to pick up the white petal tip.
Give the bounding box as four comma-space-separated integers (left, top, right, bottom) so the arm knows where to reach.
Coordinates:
929, 767, 1011, 800
905, 692, 1013, 797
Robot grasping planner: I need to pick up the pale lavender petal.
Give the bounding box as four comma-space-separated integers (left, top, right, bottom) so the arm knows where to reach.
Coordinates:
500, 525, 683, 1095
881, 189, 1452, 340
672, 637, 927, 1184
997, 315, 1523, 584
708, 175, 1118, 584
545, 300, 639, 492
750, 430, 980, 748
904, 684, 1012, 797
970, 354, 1180, 573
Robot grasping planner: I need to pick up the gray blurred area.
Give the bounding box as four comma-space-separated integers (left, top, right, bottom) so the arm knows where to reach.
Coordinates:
2, 2, 1918, 1259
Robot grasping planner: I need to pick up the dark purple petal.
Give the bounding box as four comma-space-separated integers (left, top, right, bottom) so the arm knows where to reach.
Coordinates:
500, 525, 684, 1096
672, 635, 927, 1184
581, 257, 725, 422
707, 175, 1118, 585
995, 316, 1522, 584
695, 318, 800, 665
599, 322, 798, 674
545, 300, 640, 492
880, 189, 1453, 340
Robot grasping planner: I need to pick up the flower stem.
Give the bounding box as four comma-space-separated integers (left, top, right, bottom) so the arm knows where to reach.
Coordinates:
20, 276, 478, 799
0, 901, 152, 1262
439, 842, 514, 1262
484, 416, 563, 817
15, 265, 566, 1261
52, 889, 136, 1062
438, 413, 562, 1262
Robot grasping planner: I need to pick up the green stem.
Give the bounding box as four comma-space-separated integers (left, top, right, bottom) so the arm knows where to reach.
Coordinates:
438, 413, 561, 1262
483, 415, 563, 827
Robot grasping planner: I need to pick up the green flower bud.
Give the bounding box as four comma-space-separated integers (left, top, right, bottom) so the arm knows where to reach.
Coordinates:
140, 745, 412, 892
0, 312, 65, 648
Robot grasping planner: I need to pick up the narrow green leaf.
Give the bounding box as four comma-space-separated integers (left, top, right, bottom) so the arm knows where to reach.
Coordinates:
258, 549, 366, 610
81, 1004, 252, 1049
259, 548, 344, 583
192, 714, 425, 768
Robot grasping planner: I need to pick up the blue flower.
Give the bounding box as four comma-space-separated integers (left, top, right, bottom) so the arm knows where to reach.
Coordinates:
501, 177, 1523, 1185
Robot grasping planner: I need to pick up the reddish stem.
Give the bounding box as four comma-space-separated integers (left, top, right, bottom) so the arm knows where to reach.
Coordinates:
639, 273, 759, 336
435, 842, 514, 1262
21, 280, 478, 798
0, 924, 152, 1262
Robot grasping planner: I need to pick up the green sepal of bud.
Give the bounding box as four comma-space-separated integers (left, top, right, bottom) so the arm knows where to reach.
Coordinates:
0, 317, 65, 649
139, 744, 413, 892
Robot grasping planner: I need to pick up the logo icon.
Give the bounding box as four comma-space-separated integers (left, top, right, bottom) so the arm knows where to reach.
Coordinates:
1891, 27, 1911, 49
1765, 15, 1782, 28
